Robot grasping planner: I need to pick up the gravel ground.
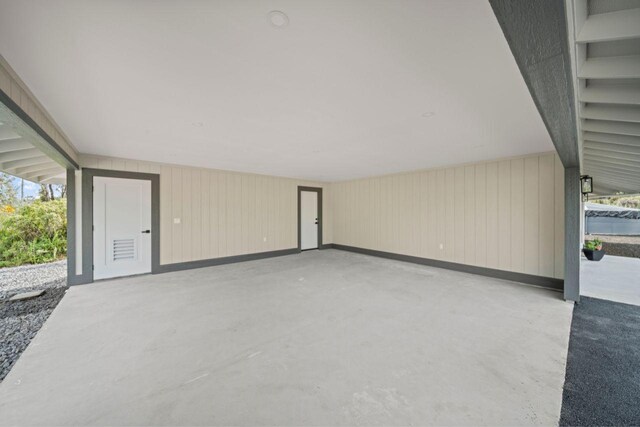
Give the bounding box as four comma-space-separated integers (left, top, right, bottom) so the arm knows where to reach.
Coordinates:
0, 261, 68, 382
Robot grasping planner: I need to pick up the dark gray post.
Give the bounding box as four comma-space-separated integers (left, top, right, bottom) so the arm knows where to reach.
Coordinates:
564, 167, 581, 302
66, 169, 76, 285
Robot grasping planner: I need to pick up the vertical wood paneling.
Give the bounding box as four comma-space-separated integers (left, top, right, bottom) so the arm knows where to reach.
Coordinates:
510, 158, 525, 272
191, 169, 202, 260
464, 165, 475, 265
474, 164, 487, 267
81, 152, 562, 279
539, 154, 555, 277
436, 170, 446, 260
182, 169, 192, 261
485, 162, 499, 269
160, 165, 172, 264
330, 152, 563, 278
445, 169, 455, 261
171, 167, 183, 263
524, 157, 539, 275
497, 160, 511, 270
454, 167, 466, 263
201, 170, 210, 259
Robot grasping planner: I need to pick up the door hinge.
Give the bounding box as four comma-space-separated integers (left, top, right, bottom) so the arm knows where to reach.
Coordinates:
92, 225, 95, 232
92, 265, 94, 271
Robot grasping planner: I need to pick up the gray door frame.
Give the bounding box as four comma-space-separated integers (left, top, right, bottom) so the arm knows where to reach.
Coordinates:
78, 168, 160, 284
297, 186, 323, 251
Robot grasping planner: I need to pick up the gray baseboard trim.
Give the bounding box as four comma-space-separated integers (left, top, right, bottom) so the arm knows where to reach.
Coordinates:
319, 244, 335, 250
330, 244, 564, 291
156, 248, 300, 274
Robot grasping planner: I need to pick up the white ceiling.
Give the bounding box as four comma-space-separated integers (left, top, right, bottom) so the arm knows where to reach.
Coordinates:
0, 0, 553, 181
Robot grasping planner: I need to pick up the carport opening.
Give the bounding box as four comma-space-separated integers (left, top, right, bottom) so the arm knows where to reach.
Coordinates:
1, 99, 70, 382
581, 197, 640, 306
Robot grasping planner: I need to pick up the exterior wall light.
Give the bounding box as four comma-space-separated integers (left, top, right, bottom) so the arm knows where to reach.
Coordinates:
581, 175, 593, 201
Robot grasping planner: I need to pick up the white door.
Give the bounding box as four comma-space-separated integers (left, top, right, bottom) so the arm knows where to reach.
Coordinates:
301, 191, 319, 250
93, 177, 152, 280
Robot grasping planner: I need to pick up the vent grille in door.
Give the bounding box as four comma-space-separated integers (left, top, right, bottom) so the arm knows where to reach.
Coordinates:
113, 239, 136, 261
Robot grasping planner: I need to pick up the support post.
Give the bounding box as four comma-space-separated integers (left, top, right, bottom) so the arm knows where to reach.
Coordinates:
565, 167, 581, 302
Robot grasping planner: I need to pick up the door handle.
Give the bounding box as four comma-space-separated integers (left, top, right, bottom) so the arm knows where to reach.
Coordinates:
141, 230, 151, 234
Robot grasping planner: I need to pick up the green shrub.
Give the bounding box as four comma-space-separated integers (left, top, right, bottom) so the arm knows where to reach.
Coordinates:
0, 200, 67, 267
584, 239, 603, 251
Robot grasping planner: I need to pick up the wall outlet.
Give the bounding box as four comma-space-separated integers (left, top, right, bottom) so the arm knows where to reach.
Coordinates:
439, 243, 444, 250
263, 237, 267, 242
173, 218, 181, 224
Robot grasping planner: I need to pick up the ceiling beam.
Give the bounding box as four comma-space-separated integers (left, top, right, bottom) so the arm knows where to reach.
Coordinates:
584, 162, 640, 178
576, 8, 640, 43
583, 148, 640, 165
581, 105, 640, 123
583, 154, 640, 169
34, 171, 66, 182
582, 120, 640, 136
0, 148, 44, 164
23, 167, 64, 181
0, 127, 21, 141
582, 131, 639, 147
584, 140, 640, 155
1, 155, 52, 170
13, 161, 61, 175
579, 85, 640, 105
578, 55, 640, 79
0, 138, 32, 154
584, 168, 640, 184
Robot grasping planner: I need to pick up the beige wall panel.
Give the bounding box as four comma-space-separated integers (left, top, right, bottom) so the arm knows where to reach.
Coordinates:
538, 154, 555, 277
160, 165, 173, 264
454, 167, 466, 264
330, 152, 564, 278
510, 158, 525, 273
474, 164, 487, 267
464, 165, 476, 266
485, 162, 499, 269
445, 169, 455, 261
524, 156, 540, 275
79, 155, 330, 266
497, 160, 511, 270
192, 169, 202, 260
436, 170, 446, 261
171, 167, 184, 263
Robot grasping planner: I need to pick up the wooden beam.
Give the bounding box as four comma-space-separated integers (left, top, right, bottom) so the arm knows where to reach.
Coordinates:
583, 131, 640, 147
578, 55, 640, 79
576, 8, 640, 43
582, 120, 640, 136
0, 148, 43, 163
0, 138, 32, 154
579, 85, 640, 105
584, 140, 640, 155
581, 105, 640, 123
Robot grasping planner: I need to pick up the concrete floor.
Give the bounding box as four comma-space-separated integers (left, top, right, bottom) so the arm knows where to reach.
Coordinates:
581, 254, 640, 306
0, 250, 573, 426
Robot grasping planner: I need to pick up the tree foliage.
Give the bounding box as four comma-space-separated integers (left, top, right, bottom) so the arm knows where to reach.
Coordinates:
0, 199, 67, 267
0, 173, 18, 207
592, 195, 640, 210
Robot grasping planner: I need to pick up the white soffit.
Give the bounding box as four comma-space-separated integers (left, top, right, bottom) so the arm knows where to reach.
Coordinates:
567, 0, 640, 195
0, 0, 553, 181
0, 105, 66, 184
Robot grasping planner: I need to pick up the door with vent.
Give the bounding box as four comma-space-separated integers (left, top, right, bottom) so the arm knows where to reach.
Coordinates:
93, 176, 152, 280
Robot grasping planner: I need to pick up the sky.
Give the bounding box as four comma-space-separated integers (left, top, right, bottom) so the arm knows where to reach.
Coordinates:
10, 175, 40, 199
